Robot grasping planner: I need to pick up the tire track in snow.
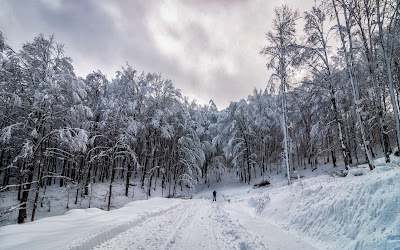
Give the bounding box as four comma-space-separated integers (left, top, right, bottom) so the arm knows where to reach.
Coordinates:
91, 201, 195, 250
211, 203, 267, 250
63, 203, 182, 250
166, 201, 219, 250
88, 199, 314, 250
161, 201, 202, 249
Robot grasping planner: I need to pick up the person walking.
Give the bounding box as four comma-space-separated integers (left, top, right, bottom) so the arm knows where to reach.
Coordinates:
213, 190, 217, 201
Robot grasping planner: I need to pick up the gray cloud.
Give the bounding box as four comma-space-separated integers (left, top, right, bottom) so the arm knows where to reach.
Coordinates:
0, 0, 314, 109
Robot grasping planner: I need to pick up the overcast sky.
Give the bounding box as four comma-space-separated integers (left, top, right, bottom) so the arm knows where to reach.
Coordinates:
0, 0, 314, 109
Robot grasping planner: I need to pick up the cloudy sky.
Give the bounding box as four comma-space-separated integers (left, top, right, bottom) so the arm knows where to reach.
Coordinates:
0, 0, 314, 109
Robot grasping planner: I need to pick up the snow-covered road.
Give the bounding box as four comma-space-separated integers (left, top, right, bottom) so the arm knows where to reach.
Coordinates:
0, 197, 316, 250
91, 199, 316, 250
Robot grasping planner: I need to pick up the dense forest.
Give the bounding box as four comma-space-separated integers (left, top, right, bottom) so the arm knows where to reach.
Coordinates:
1, 0, 399, 224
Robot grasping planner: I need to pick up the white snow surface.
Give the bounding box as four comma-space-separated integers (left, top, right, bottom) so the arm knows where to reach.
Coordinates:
1, 158, 400, 250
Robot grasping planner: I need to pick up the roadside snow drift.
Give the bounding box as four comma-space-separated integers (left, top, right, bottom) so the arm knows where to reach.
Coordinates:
261, 165, 400, 250
0, 198, 181, 250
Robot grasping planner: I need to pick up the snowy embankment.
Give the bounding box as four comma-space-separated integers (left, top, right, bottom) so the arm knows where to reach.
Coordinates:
0, 158, 399, 250
0, 198, 181, 250
257, 161, 400, 249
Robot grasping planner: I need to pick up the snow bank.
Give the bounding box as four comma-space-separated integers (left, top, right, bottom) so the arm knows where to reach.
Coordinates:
262, 165, 400, 250
347, 165, 369, 176
0, 198, 181, 250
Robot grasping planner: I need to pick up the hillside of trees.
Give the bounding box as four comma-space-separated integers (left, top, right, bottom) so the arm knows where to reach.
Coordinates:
1, 0, 399, 224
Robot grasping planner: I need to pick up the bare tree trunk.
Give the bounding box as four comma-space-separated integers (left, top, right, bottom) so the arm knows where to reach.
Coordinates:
18, 160, 34, 224
125, 161, 131, 197
331, 94, 351, 169
107, 156, 115, 211
280, 49, 291, 185
31, 162, 44, 221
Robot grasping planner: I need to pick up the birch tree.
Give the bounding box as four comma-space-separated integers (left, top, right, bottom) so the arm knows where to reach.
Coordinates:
261, 5, 300, 184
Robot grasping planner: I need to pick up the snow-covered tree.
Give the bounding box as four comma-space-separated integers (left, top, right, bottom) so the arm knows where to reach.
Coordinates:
261, 5, 300, 184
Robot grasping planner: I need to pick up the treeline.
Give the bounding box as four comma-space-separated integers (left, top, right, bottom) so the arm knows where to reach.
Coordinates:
1, 0, 400, 224
0, 33, 224, 223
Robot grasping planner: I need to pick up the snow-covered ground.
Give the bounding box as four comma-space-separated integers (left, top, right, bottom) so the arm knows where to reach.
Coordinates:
1, 157, 400, 250
0, 195, 315, 249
